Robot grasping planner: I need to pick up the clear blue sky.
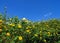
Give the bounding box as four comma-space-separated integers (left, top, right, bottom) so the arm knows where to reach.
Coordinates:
0, 0, 60, 21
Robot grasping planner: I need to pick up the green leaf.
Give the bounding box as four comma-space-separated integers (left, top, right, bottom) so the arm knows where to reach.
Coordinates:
14, 36, 18, 41
58, 40, 60, 43
10, 40, 15, 43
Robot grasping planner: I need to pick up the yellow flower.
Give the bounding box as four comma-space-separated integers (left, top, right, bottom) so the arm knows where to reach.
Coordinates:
26, 29, 30, 33
9, 23, 15, 27
43, 39, 46, 42
34, 34, 38, 37
48, 32, 50, 35
26, 26, 31, 29
18, 36, 23, 40
6, 32, 10, 36
0, 20, 3, 25
0, 29, 2, 32
47, 32, 51, 36
0, 20, 3, 23
18, 24, 22, 28
40, 31, 42, 33
40, 37, 42, 40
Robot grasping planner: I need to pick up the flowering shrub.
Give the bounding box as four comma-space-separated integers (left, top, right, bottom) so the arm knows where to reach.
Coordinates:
0, 14, 60, 43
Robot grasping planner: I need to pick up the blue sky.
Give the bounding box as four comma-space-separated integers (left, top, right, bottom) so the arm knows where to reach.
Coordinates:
0, 0, 60, 21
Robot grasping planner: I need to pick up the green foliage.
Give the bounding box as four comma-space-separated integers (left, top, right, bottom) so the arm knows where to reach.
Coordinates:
0, 14, 60, 43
